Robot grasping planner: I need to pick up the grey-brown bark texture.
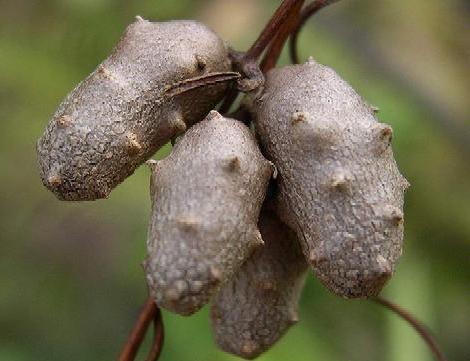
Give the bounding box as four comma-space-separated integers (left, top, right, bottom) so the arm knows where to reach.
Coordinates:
37, 17, 231, 201
144, 111, 273, 316
249, 58, 409, 298
211, 205, 308, 359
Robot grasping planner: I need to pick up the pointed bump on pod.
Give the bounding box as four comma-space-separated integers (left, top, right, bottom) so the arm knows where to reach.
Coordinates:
401, 176, 411, 190
382, 204, 404, 225
146, 159, 159, 171
371, 105, 380, 114
292, 113, 336, 149
241, 341, 259, 358
210, 265, 222, 282
224, 156, 241, 172
329, 169, 352, 191
125, 132, 142, 155
195, 54, 206, 71
374, 123, 393, 152
376, 255, 392, 276
164, 288, 181, 302
308, 249, 327, 266
269, 161, 278, 179
97, 64, 113, 79
56, 115, 72, 128
306, 56, 316, 65
288, 311, 299, 325
170, 117, 187, 135
135, 15, 145, 22
207, 110, 221, 121
47, 174, 62, 186
253, 229, 264, 247
176, 216, 200, 231
291, 111, 309, 125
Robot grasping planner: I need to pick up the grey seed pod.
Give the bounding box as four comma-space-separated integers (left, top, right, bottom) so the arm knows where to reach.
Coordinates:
249, 58, 409, 298
37, 17, 231, 201
144, 111, 273, 316
211, 205, 308, 359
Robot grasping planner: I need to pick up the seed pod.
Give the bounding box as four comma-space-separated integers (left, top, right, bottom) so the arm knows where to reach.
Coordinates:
144, 111, 273, 316
37, 17, 231, 201
249, 58, 409, 298
211, 205, 308, 359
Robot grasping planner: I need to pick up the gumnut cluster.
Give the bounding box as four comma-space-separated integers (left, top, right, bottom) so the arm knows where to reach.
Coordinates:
37, 16, 408, 359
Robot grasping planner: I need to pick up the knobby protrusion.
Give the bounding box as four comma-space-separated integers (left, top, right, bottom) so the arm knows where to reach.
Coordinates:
170, 116, 187, 135
241, 341, 259, 359
125, 132, 142, 155
47, 174, 62, 186
375, 123, 393, 153
146, 159, 159, 171
176, 216, 200, 231
291, 111, 308, 125
383, 204, 404, 226
224, 156, 241, 172
195, 54, 206, 71
329, 169, 352, 191
56, 115, 72, 128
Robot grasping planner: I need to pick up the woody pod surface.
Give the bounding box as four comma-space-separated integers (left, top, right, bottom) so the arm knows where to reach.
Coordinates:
37, 17, 231, 201
145, 111, 273, 316
249, 58, 409, 298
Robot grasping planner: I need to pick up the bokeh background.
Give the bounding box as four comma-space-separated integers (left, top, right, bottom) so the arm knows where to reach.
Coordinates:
1, 0, 469, 360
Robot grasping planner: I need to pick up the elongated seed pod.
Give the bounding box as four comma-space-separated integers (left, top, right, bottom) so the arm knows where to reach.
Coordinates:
250, 58, 409, 298
211, 205, 308, 359
144, 111, 273, 316
37, 17, 231, 201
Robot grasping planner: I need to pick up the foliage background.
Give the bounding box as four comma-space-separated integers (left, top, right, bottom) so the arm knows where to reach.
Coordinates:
1, 0, 469, 360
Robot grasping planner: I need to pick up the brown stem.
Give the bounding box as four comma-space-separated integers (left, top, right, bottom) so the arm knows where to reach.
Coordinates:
261, 0, 305, 72
117, 297, 159, 361
164, 72, 240, 98
289, 0, 341, 64
372, 296, 448, 361
220, 0, 305, 114
145, 307, 165, 361
245, 0, 306, 61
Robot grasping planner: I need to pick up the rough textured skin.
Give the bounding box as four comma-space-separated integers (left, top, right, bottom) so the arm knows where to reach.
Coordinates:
37, 17, 231, 201
144, 111, 273, 316
211, 206, 308, 359
249, 58, 409, 298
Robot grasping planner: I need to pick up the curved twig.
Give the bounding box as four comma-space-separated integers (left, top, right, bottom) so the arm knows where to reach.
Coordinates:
261, 0, 305, 72
372, 296, 448, 361
117, 297, 160, 361
220, 0, 305, 114
289, 0, 341, 64
145, 307, 165, 361
245, 0, 306, 61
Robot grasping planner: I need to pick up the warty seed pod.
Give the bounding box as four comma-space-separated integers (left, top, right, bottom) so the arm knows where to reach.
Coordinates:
144, 111, 273, 316
211, 205, 308, 359
249, 58, 409, 298
37, 17, 231, 201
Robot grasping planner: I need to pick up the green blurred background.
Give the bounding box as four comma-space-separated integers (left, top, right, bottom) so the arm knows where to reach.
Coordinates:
1, 0, 469, 360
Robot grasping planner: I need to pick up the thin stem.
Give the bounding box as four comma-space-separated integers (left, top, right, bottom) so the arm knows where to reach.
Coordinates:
245, 0, 306, 61
221, 0, 305, 114
289, 0, 341, 64
145, 308, 165, 361
164, 72, 240, 98
261, 0, 305, 72
373, 296, 448, 361
117, 297, 159, 361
